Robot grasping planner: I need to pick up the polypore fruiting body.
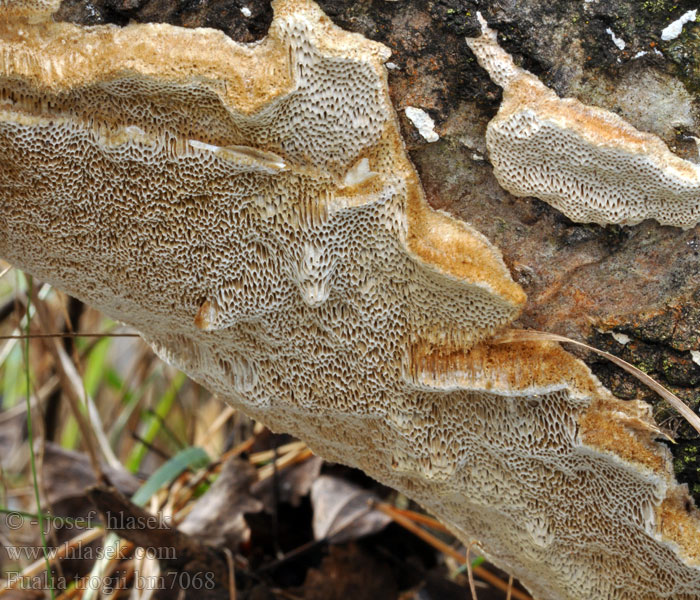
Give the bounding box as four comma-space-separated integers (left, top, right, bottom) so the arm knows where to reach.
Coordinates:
466, 15, 700, 229
1, 2, 699, 599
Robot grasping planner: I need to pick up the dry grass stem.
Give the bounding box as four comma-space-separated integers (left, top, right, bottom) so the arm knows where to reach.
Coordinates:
392, 507, 453, 534
372, 502, 532, 600
224, 547, 237, 600
466, 540, 480, 600
257, 447, 313, 481
494, 329, 700, 436
30, 293, 114, 475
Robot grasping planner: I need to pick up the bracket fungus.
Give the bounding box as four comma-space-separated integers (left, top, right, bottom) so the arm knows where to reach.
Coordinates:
466, 14, 700, 229
0, 1, 699, 599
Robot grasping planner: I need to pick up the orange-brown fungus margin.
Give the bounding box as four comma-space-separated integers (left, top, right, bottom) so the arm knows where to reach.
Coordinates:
0, 1, 699, 599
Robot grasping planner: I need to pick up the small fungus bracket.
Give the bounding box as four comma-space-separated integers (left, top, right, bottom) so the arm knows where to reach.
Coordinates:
467, 13, 700, 229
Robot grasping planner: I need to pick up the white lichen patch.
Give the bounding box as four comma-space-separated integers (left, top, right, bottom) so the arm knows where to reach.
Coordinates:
598, 328, 631, 345
661, 10, 697, 41
404, 106, 439, 142
611, 331, 631, 345
606, 69, 696, 139
1, 2, 699, 599
606, 27, 626, 50
692, 350, 700, 368
466, 16, 700, 229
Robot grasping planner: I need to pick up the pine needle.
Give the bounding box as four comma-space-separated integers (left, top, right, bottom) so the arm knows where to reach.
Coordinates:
466, 540, 480, 600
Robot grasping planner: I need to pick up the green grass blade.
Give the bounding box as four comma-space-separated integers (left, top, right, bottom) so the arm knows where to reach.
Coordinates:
83, 337, 112, 398
131, 445, 210, 506
126, 371, 186, 472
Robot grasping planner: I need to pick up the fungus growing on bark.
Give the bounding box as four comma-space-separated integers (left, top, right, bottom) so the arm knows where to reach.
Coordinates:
466, 14, 700, 229
1, 1, 699, 599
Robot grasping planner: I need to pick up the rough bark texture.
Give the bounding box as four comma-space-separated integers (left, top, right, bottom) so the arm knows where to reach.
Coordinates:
52, 0, 700, 501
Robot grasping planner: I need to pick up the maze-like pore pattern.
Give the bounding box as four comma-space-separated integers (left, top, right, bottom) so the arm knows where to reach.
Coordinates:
0, 2, 699, 598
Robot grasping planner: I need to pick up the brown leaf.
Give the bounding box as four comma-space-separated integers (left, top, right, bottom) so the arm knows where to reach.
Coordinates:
179, 456, 263, 548
41, 441, 140, 506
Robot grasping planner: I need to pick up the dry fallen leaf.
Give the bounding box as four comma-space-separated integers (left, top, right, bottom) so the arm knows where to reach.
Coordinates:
179, 456, 263, 548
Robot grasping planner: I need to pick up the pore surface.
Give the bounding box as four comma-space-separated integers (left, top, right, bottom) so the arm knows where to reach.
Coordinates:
0, 1, 699, 599
467, 15, 700, 229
